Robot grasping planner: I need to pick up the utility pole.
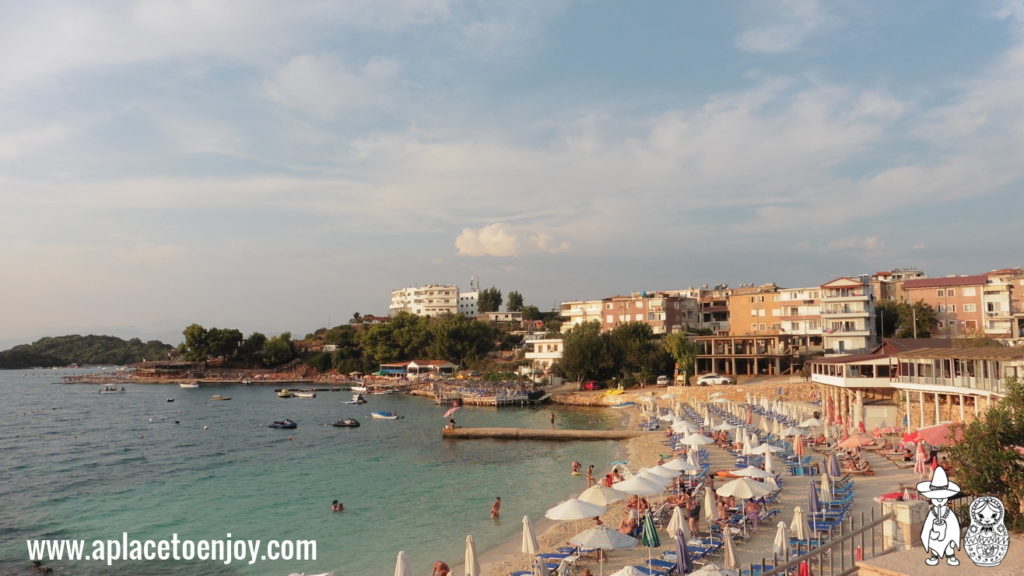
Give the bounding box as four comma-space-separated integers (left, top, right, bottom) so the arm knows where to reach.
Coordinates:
912, 305, 917, 339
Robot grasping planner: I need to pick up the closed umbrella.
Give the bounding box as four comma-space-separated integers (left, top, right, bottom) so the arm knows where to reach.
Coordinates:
464, 535, 480, 576
640, 509, 661, 566
579, 484, 627, 507
790, 506, 808, 541
826, 452, 841, 478
530, 556, 547, 576
666, 505, 687, 539
703, 486, 717, 524
807, 480, 821, 532
914, 443, 928, 479
521, 516, 539, 555
820, 473, 832, 503
794, 434, 805, 457
674, 528, 693, 575
546, 498, 606, 521
394, 551, 411, 576
772, 521, 790, 561
764, 451, 774, 477
722, 522, 737, 570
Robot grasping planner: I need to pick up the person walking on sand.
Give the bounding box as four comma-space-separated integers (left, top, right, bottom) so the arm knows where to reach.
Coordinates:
490, 496, 502, 519
586, 465, 595, 487
550, 411, 556, 428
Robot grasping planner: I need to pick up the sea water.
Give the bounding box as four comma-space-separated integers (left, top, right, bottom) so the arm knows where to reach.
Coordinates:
0, 369, 624, 575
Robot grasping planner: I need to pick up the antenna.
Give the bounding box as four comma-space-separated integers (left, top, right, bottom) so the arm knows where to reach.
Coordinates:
470, 275, 480, 292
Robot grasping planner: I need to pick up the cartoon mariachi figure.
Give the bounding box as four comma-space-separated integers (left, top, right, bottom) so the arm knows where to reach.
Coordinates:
918, 466, 961, 566
964, 495, 1009, 566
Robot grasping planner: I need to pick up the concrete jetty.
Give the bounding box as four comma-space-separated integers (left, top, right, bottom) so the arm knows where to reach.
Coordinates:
442, 427, 647, 440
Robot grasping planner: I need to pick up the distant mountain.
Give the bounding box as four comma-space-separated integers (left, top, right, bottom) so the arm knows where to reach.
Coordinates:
0, 335, 174, 369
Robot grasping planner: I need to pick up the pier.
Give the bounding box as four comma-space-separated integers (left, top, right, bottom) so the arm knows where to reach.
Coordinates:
441, 427, 648, 440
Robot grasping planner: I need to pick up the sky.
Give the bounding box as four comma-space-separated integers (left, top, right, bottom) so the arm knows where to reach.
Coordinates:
3, 1, 1024, 348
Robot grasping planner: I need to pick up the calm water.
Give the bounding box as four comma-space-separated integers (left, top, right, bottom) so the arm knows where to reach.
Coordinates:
0, 370, 624, 575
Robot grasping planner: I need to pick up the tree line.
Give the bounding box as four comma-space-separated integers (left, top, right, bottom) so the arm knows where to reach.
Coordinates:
0, 335, 173, 369
555, 321, 700, 386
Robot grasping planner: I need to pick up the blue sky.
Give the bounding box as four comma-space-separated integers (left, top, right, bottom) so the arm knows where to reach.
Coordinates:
2, 0, 1023, 347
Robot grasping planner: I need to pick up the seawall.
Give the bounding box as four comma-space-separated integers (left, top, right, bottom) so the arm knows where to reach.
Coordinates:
441, 427, 648, 440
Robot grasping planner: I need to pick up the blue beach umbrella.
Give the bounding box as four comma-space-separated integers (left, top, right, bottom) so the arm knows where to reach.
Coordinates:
807, 480, 821, 531
674, 528, 693, 574
827, 452, 841, 478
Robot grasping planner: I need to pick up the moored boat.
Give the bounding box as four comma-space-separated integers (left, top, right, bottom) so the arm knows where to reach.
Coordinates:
294, 390, 317, 398
98, 384, 125, 394
331, 418, 360, 428
268, 419, 297, 429
179, 381, 200, 389
370, 411, 401, 420
277, 389, 294, 398
210, 394, 232, 401
341, 393, 367, 405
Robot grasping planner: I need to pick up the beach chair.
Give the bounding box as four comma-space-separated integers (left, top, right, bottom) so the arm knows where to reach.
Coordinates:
630, 565, 672, 576
646, 558, 678, 574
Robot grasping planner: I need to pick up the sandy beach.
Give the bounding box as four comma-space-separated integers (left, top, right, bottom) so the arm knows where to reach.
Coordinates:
473, 375, 926, 576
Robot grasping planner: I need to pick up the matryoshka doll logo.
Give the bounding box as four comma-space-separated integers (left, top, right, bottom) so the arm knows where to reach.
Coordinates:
964, 496, 1009, 567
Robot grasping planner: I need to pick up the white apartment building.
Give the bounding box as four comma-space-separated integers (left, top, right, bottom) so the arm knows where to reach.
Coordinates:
820, 276, 876, 354
777, 287, 822, 337
559, 300, 605, 331
458, 291, 479, 317
524, 336, 563, 373
389, 284, 459, 317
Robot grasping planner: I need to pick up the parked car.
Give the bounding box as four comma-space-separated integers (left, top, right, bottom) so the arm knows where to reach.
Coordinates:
581, 380, 605, 390
656, 375, 670, 386
696, 373, 734, 386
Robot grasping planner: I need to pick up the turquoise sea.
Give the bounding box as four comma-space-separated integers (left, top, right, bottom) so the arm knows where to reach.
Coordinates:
0, 369, 624, 575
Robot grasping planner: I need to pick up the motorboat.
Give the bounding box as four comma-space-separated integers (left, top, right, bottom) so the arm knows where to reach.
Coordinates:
209, 394, 232, 401
370, 411, 401, 420
98, 384, 124, 394
350, 385, 368, 392
331, 418, 360, 428
269, 419, 297, 429
294, 390, 317, 398
340, 393, 367, 405
277, 389, 294, 398
180, 382, 200, 389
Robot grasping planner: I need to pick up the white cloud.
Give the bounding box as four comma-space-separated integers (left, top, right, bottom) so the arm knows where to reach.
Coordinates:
455, 223, 569, 258
263, 54, 400, 118
825, 236, 886, 251
735, 0, 838, 54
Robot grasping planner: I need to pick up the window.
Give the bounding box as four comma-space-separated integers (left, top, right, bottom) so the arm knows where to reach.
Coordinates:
758, 323, 766, 331
963, 287, 976, 297
791, 322, 800, 330
964, 304, 976, 313
751, 309, 758, 316
936, 290, 944, 297
946, 289, 955, 297
949, 305, 956, 313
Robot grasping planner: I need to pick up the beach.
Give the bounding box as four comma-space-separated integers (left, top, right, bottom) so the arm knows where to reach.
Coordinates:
474, 375, 927, 576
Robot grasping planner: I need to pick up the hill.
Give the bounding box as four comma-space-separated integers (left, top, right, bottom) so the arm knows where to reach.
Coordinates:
0, 335, 173, 369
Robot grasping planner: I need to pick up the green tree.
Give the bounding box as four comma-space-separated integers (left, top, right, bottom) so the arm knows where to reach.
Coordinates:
947, 377, 1024, 530
206, 327, 243, 359
350, 312, 363, 324
427, 314, 498, 366
182, 324, 210, 361
478, 287, 503, 313
664, 332, 699, 385
557, 321, 616, 382
262, 332, 294, 366
521, 305, 543, 321
875, 300, 900, 339
507, 291, 524, 312
896, 300, 937, 338
359, 312, 430, 363
237, 332, 267, 367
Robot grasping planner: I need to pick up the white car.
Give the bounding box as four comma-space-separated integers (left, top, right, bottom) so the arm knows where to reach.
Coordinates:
696, 373, 734, 386
656, 375, 670, 386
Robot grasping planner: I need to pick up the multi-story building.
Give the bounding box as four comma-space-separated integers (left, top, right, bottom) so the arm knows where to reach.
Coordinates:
901, 272, 1021, 338
389, 284, 459, 317
870, 268, 926, 302
727, 283, 782, 336
559, 293, 690, 334
457, 291, 479, 317
524, 335, 563, 374
820, 276, 876, 354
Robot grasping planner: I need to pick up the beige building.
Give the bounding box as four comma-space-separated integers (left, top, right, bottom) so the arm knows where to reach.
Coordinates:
902, 273, 1017, 338
727, 283, 782, 336
821, 276, 877, 354
560, 293, 690, 334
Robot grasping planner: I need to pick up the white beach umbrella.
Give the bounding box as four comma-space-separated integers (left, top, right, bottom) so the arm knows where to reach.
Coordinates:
644, 465, 682, 480
773, 520, 790, 560
780, 426, 804, 437
749, 444, 785, 455
681, 432, 713, 446
609, 566, 649, 576
464, 535, 480, 576
715, 477, 773, 499
672, 420, 700, 435
692, 564, 731, 576
732, 465, 771, 479
713, 422, 736, 431
569, 526, 638, 576
394, 551, 411, 576
800, 417, 823, 429
662, 457, 698, 472
722, 524, 737, 570
617, 474, 667, 496
579, 484, 627, 507
545, 498, 606, 521
704, 486, 717, 524
521, 516, 539, 555
790, 506, 808, 541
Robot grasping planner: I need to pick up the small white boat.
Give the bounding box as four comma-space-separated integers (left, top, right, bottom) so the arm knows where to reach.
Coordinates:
210, 394, 232, 401
277, 389, 294, 398
350, 385, 368, 393
294, 391, 317, 398
370, 411, 401, 420
179, 382, 200, 389
98, 384, 125, 394
340, 393, 367, 405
